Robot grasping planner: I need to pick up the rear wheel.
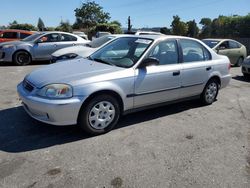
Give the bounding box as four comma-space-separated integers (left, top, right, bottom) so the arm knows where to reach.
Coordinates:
78, 95, 120, 135
13, 51, 32, 66
201, 79, 219, 105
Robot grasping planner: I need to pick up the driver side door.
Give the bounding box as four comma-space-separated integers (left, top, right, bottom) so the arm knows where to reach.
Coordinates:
134, 40, 181, 108
33, 33, 61, 60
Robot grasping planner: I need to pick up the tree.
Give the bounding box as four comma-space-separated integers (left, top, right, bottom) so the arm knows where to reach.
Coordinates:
127, 16, 132, 32
55, 21, 73, 32
8, 21, 36, 31
171, 15, 187, 36
199, 18, 212, 38
74, 1, 110, 29
160, 27, 171, 35
186, 20, 199, 37
37, 17, 45, 31
110, 20, 121, 27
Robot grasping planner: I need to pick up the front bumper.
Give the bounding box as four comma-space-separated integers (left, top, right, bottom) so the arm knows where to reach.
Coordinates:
0, 48, 14, 62
17, 83, 86, 126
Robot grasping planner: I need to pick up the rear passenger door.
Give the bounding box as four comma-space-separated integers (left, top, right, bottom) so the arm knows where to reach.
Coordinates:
179, 39, 212, 98
57, 34, 78, 49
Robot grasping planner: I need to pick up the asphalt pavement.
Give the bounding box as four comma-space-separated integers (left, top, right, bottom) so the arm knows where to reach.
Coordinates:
0, 63, 249, 188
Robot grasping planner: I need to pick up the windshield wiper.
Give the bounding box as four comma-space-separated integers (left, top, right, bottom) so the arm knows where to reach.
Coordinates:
92, 58, 114, 66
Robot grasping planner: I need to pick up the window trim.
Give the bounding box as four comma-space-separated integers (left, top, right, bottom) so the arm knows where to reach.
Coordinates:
145, 39, 180, 66
178, 38, 212, 63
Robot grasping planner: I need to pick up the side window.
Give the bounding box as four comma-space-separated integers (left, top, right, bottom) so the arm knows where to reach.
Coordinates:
20, 33, 31, 39
40, 33, 60, 43
229, 41, 240, 49
61, 34, 77, 42
149, 40, 178, 65
180, 39, 210, 63
219, 41, 229, 49
2, 32, 18, 38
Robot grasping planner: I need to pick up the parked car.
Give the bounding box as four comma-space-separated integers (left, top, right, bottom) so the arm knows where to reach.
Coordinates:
135, 30, 163, 35
242, 55, 250, 78
17, 35, 231, 135
0, 31, 89, 65
0, 29, 34, 43
51, 34, 126, 63
202, 39, 247, 66
73, 31, 89, 40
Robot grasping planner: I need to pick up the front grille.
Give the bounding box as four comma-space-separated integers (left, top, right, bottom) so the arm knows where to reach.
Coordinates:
23, 80, 34, 92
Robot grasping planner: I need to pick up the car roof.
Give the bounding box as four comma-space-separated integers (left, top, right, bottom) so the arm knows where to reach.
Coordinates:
0, 29, 34, 33
202, 38, 234, 42
119, 34, 199, 41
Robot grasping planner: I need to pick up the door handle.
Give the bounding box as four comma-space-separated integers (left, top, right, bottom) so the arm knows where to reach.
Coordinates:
72, 43, 76, 46
206, 66, 212, 71
173, 71, 180, 76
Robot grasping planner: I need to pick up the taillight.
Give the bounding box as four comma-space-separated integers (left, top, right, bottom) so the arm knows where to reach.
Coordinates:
228, 63, 231, 70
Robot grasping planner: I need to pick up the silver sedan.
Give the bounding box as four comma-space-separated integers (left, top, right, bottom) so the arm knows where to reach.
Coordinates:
0, 31, 88, 65
17, 35, 231, 135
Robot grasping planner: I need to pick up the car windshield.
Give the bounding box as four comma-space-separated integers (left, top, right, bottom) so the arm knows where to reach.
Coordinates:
86, 35, 116, 48
202, 40, 220, 48
89, 37, 153, 68
21, 33, 42, 42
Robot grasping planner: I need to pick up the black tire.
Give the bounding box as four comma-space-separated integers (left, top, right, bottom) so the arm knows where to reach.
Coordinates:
78, 94, 120, 135
200, 79, 219, 105
236, 57, 243, 67
13, 51, 32, 66
243, 73, 250, 79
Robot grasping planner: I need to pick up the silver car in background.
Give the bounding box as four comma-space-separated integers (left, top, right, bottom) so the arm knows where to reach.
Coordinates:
242, 55, 250, 78
51, 34, 126, 63
17, 35, 231, 135
0, 31, 89, 65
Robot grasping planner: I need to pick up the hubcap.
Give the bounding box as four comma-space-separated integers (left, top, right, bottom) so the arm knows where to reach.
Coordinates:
88, 101, 115, 130
205, 82, 217, 103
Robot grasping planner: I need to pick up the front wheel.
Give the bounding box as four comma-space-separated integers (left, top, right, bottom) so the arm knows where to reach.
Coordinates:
78, 95, 120, 135
13, 51, 32, 66
201, 79, 219, 105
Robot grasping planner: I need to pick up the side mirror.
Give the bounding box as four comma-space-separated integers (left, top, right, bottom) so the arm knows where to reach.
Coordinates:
139, 57, 159, 68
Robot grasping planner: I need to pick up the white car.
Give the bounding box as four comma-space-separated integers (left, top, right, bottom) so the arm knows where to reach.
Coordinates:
51, 35, 126, 63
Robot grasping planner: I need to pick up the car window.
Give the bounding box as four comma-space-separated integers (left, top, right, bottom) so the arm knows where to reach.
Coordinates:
148, 40, 178, 65
1, 32, 18, 38
20, 33, 31, 39
61, 34, 77, 42
90, 37, 152, 68
180, 39, 211, 63
229, 41, 240, 49
219, 41, 229, 49
40, 33, 60, 43
87, 36, 115, 48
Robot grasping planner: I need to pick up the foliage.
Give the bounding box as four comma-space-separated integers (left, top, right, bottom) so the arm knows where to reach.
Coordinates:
37, 18, 45, 31
74, 1, 110, 29
94, 23, 122, 34
171, 15, 188, 36
8, 21, 36, 31
160, 27, 171, 35
55, 21, 73, 32
186, 20, 199, 37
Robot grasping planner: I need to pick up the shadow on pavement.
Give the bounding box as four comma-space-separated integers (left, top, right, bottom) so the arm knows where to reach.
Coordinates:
232, 75, 250, 82
0, 100, 203, 153
0, 61, 49, 66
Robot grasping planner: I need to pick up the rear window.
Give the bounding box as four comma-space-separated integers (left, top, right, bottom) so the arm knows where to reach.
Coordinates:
20, 33, 32, 39
61, 34, 77, 42
0, 32, 18, 39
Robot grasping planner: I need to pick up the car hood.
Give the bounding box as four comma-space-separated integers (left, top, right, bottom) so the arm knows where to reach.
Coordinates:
26, 58, 123, 88
0, 40, 31, 47
52, 45, 97, 58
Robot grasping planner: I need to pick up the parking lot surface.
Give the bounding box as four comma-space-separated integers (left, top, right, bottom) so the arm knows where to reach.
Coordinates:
0, 63, 249, 188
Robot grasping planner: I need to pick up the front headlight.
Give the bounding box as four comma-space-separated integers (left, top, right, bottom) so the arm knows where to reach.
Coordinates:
37, 84, 73, 99
2, 44, 15, 49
